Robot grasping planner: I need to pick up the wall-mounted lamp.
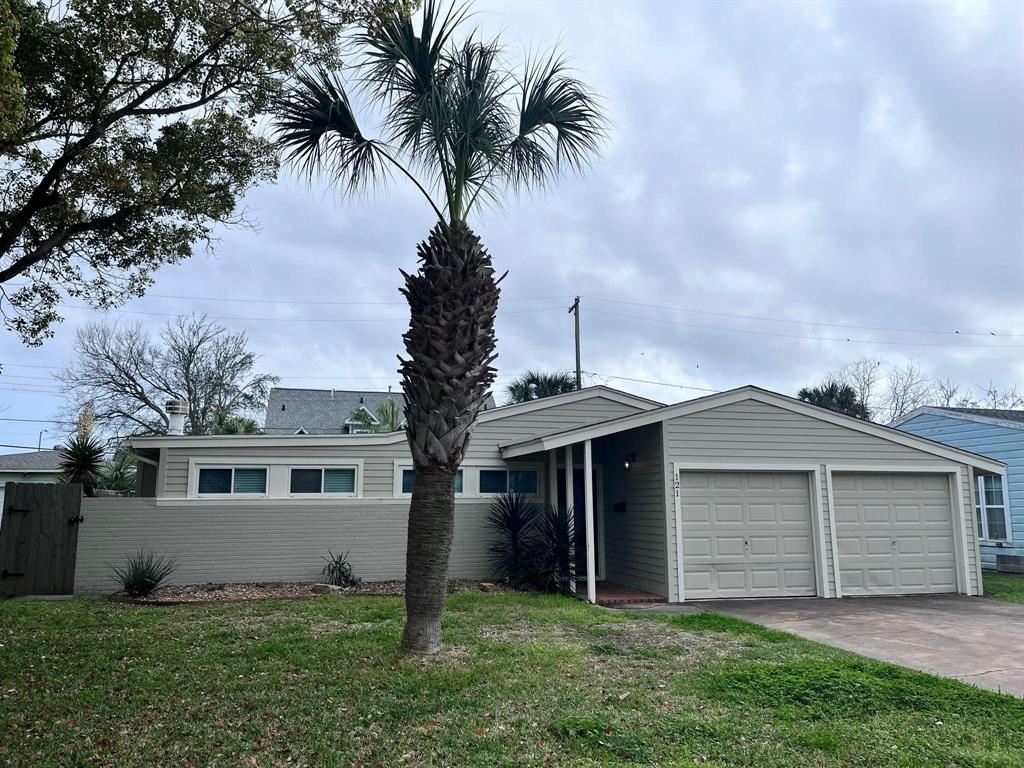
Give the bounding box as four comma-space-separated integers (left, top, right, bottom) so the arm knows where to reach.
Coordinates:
623, 453, 637, 472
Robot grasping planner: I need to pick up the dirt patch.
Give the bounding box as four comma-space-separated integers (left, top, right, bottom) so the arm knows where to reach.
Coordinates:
117, 579, 525, 605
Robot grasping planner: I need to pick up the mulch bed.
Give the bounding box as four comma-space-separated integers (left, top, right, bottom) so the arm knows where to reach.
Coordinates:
114, 579, 523, 606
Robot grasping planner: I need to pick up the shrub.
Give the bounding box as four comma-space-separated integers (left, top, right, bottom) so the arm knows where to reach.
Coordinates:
447, 577, 460, 594
97, 453, 137, 493
486, 492, 541, 586
321, 549, 362, 588
526, 503, 576, 595
111, 550, 177, 597
487, 494, 575, 594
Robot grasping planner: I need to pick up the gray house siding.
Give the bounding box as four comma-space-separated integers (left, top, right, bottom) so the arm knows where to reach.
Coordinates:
897, 412, 1024, 569
75, 497, 497, 593
662, 400, 982, 598
594, 423, 667, 596
155, 394, 645, 500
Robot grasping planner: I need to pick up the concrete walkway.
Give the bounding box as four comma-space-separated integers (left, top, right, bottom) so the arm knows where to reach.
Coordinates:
626, 595, 1024, 697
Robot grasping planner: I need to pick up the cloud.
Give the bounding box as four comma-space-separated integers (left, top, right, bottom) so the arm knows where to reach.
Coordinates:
2, 0, 1021, 433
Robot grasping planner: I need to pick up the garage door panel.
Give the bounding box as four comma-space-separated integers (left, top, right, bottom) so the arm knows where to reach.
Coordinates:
714, 504, 743, 523
681, 503, 710, 524
681, 471, 817, 599
834, 472, 957, 596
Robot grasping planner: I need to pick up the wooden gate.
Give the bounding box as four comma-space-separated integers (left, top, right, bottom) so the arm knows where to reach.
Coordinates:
0, 483, 83, 597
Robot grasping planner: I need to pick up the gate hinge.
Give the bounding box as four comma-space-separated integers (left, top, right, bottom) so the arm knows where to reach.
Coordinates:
1, 569, 25, 579
6, 506, 30, 515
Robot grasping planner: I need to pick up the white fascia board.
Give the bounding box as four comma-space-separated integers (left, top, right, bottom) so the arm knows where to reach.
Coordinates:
891, 406, 1024, 433
476, 385, 663, 422
500, 386, 1007, 473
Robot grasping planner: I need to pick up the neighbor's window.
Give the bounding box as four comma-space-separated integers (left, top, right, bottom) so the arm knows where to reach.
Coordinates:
289, 467, 357, 495
479, 468, 538, 495
975, 475, 1011, 542
401, 468, 463, 495
197, 467, 267, 495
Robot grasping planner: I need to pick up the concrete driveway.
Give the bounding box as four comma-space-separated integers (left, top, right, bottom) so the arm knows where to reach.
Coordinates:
634, 595, 1024, 697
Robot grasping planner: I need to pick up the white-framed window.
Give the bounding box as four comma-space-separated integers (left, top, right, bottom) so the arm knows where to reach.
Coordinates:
479, 468, 538, 495
396, 466, 463, 497
288, 466, 358, 497
196, 466, 268, 497
975, 474, 1012, 543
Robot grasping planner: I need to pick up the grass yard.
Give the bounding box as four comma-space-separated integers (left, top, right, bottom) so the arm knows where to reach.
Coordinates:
1, 595, 1022, 767
983, 570, 1024, 605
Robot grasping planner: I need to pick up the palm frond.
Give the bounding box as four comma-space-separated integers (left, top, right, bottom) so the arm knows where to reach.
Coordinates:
507, 50, 606, 188
444, 36, 515, 217
273, 68, 386, 193
360, 0, 469, 157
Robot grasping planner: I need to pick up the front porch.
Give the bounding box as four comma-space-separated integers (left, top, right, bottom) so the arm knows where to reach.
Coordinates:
512, 421, 671, 605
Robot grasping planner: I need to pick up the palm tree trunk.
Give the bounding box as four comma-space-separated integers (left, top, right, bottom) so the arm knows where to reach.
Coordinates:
399, 221, 501, 655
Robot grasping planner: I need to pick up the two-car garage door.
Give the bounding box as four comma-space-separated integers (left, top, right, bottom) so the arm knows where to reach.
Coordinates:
679, 469, 960, 599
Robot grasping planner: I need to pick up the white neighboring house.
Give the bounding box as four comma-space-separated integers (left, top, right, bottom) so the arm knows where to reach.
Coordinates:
0, 450, 63, 516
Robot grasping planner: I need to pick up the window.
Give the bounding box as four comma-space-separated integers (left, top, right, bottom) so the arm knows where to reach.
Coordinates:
197, 467, 267, 496
479, 468, 538, 495
975, 475, 1011, 543
289, 467, 357, 495
401, 468, 463, 495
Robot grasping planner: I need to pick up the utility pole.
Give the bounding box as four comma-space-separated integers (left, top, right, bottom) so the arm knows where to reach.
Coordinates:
568, 296, 581, 390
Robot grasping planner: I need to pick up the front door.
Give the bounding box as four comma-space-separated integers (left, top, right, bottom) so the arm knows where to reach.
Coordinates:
557, 467, 603, 580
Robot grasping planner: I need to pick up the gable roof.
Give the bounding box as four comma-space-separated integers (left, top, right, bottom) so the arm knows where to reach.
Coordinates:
891, 406, 1024, 432
0, 450, 62, 473
130, 385, 662, 449
499, 385, 1006, 473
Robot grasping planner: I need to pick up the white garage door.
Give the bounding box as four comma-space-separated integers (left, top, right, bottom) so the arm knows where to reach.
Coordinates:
680, 471, 817, 599
832, 472, 957, 596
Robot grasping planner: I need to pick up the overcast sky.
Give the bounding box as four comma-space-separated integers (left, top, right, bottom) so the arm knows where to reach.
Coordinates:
2, 0, 1022, 450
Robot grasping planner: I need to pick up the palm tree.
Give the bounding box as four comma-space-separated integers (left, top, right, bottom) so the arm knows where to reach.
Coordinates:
212, 414, 262, 435
797, 380, 870, 420
506, 370, 577, 403
349, 399, 403, 433
273, 1, 604, 653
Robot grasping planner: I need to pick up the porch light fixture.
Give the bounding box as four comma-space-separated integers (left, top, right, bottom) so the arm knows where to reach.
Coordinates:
623, 453, 636, 472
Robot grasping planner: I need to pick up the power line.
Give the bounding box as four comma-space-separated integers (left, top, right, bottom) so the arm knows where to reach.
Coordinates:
584, 371, 719, 393
585, 309, 1021, 349
59, 303, 567, 323
582, 295, 1024, 339
0, 417, 73, 424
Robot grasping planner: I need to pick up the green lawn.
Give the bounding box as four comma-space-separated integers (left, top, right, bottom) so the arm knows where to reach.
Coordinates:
984, 570, 1024, 605
1, 595, 1022, 767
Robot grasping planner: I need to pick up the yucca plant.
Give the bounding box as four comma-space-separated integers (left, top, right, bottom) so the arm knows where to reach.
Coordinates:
58, 434, 106, 497
527, 504, 576, 595
273, 1, 604, 653
486, 492, 542, 586
111, 550, 178, 597
321, 549, 363, 588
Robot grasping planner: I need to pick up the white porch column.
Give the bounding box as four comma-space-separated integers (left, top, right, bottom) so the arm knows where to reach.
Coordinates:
584, 439, 597, 604
547, 449, 558, 510
564, 445, 576, 594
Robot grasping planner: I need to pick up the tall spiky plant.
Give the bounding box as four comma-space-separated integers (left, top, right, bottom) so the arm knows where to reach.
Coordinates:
273, 0, 604, 653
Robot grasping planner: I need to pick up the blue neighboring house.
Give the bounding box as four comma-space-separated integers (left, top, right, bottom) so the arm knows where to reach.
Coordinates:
892, 407, 1023, 572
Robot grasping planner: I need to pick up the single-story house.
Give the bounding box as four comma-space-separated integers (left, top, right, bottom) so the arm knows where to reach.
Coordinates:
892, 406, 1023, 573
0, 450, 62, 512
75, 385, 1005, 601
